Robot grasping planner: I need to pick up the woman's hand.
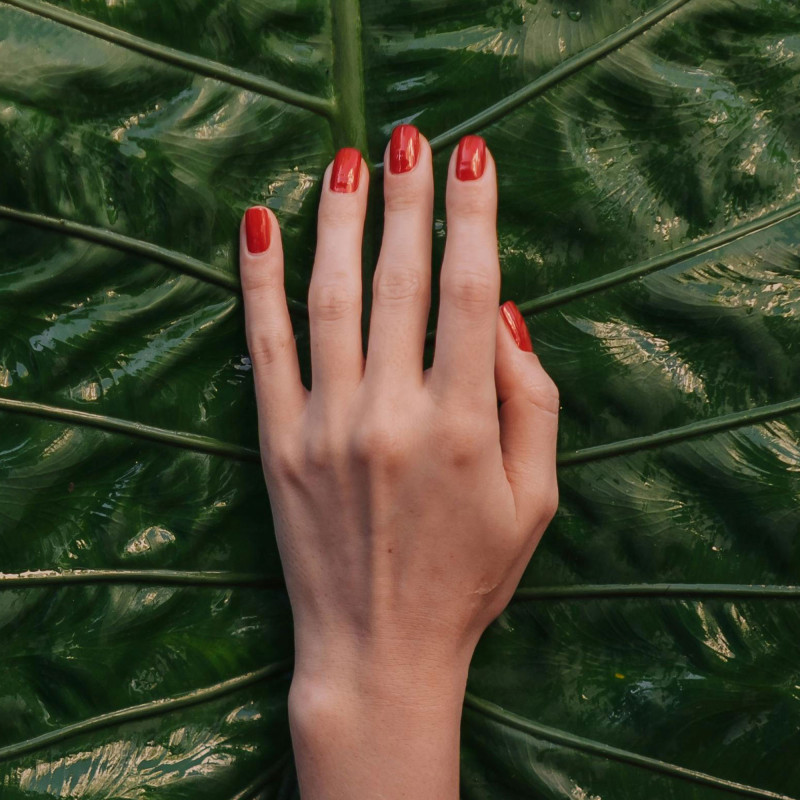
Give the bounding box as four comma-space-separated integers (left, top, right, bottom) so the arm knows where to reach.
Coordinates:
239, 128, 559, 799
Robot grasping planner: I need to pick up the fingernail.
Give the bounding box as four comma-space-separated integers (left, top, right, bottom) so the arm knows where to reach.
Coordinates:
245, 206, 270, 254
500, 301, 533, 352
456, 135, 486, 181
330, 147, 362, 193
389, 124, 420, 174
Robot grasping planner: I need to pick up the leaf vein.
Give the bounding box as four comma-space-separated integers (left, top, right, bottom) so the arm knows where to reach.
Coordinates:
0, 205, 310, 317
375, 0, 694, 165
0, 397, 261, 463
513, 583, 800, 601
0, 569, 284, 589
228, 754, 294, 800
558, 396, 800, 466
0, 661, 291, 762
464, 692, 798, 799
4, 397, 798, 467
0, 205, 238, 291
519, 200, 800, 314
1, 0, 334, 116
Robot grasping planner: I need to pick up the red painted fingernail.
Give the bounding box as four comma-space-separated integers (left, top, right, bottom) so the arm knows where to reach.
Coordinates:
330, 147, 362, 192
389, 124, 420, 174
500, 301, 533, 352
245, 206, 270, 254
456, 135, 486, 181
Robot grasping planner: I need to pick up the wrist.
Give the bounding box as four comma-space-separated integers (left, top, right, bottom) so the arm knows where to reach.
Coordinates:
288, 642, 473, 800
291, 632, 474, 709
290, 652, 471, 736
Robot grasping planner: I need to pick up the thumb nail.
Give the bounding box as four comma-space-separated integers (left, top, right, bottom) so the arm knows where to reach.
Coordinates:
500, 301, 533, 352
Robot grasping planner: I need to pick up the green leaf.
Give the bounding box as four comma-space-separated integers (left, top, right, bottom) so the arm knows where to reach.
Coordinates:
1, 0, 799, 797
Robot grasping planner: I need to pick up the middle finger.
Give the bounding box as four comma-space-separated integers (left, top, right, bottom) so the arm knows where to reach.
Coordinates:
308, 148, 369, 402
364, 125, 433, 389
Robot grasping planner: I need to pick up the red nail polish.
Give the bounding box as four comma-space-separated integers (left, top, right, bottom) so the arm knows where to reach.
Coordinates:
389, 124, 420, 174
456, 135, 486, 181
500, 301, 533, 352
330, 148, 362, 192
245, 206, 270, 254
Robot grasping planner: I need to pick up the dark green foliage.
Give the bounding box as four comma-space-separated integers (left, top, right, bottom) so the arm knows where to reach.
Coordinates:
1, 0, 799, 796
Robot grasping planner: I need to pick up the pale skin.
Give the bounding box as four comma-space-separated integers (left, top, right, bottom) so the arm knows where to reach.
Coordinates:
239, 130, 559, 799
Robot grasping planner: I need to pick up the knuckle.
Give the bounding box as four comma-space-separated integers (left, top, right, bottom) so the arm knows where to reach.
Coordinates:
525, 369, 560, 416
373, 267, 424, 305
350, 416, 408, 466
384, 189, 423, 214
438, 414, 494, 465
539, 482, 560, 523
524, 479, 559, 528
448, 188, 494, 219
303, 430, 343, 470
263, 440, 301, 483
317, 201, 362, 228
442, 269, 497, 312
247, 330, 294, 368
484, 592, 512, 624
309, 281, 359, 322
240, 261, 280, 294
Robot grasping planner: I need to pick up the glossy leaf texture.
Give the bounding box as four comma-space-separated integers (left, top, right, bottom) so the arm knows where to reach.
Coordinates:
1, 0, 799, 797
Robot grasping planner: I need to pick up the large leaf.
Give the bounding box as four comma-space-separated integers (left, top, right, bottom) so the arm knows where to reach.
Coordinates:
1, 0, 799, 797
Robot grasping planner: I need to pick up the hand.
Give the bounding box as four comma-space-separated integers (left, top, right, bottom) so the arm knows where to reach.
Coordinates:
239, 128, 559, 799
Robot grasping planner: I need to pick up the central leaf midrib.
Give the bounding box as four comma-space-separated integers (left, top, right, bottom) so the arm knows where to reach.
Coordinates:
329, 0, 368, 154
328, 0, 376, 343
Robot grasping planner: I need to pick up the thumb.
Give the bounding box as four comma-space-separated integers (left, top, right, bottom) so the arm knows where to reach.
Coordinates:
495, 301, 560, 533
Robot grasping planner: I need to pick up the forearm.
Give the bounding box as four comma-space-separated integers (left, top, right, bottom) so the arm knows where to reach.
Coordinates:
288, 647, 471, 799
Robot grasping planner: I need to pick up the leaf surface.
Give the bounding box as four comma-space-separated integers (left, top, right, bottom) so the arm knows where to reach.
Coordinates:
1, 0, 799, 797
